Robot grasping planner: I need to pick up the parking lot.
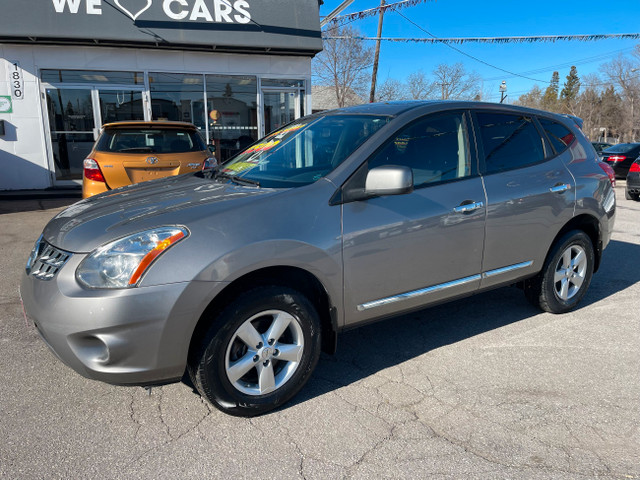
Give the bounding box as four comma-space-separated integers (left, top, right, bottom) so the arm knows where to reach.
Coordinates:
0, 183, 638, 479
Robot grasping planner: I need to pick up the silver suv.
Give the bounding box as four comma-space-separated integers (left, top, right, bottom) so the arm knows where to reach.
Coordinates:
21, 101, 616, 416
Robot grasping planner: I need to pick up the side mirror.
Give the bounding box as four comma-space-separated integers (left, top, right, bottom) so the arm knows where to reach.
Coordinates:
365, 165, 414, 197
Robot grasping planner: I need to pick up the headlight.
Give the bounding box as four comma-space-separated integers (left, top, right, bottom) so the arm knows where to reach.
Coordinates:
76, 227, 188, 289
25, 234, 44, 274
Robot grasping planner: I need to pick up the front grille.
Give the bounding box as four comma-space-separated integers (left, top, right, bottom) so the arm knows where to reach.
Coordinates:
29, 242, 71, 280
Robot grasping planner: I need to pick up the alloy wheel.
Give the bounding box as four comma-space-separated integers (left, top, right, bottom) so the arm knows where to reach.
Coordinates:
224, 310, 304, 396
553, 245, 587, 301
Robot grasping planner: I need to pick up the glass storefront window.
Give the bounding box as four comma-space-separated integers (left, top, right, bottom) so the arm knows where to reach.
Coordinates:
41, 70, 144, 85
261, 79, 305, 88
149, 72, 205, 130
99, 90, 145, 123
206, 75, 258, 162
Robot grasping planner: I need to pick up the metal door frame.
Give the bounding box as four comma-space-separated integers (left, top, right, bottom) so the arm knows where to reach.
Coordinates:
40, 82, 149, 186
259, 86, 301, 137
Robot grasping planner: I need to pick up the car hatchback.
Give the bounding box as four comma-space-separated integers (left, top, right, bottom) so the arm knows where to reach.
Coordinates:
22, 101, 615, 416
83, 121, 214, 198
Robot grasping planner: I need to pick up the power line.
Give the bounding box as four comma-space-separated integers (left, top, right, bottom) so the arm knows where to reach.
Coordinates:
392, 12, 551, 83
482, 47, 635, 82
323, 33, 640, 45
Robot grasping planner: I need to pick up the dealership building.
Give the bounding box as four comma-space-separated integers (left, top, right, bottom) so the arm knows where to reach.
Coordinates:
0, 0, 322, 191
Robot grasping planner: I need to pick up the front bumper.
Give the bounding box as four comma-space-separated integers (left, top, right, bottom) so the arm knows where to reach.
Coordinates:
21, 253, 221, 386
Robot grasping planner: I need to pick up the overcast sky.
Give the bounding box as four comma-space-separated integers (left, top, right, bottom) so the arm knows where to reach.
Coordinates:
319, 0, 640, 101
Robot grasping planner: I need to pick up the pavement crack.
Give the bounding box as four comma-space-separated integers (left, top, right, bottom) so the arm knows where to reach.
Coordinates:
126, 392, 213, 469
156, 387, 173, 439
128, 391, 142, 440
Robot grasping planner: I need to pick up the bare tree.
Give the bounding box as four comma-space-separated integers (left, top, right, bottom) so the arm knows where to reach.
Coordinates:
600, 55, 640, 141
313, 26, 373, 108
376, 78, 408, 101
430, 63, 481, 100
516, 85, 544, 109
406, 70, 435, 99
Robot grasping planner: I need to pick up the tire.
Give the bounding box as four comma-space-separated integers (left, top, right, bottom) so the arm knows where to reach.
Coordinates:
524, 230, 594, 313
188, 286, 322, 417
625, 189, 639, 201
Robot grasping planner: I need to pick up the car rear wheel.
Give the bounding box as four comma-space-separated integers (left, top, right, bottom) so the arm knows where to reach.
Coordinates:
524, 230, 594, 313
188, 286, 321, 417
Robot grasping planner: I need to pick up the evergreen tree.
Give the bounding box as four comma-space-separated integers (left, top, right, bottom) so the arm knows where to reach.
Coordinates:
541, 71, 560, 112
599, 85, 623, 137
560, 66, 581, 109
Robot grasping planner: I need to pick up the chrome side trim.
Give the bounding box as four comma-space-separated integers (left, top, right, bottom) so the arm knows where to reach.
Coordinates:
357, 260, 534, 312
357, 274, 481, 312
482, 261, 533, 279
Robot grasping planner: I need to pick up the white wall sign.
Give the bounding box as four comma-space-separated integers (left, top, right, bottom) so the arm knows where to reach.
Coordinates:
0, 96, 13, 113
8, 62, 24, 101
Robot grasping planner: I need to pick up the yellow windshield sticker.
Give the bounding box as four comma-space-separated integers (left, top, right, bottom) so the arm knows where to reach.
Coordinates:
274, 124, 306, 138
223, 161, 259, 174
244, 139, 281, 154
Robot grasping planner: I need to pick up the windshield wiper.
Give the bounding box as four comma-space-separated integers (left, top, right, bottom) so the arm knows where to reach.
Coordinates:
118, 147, 154, 153
214, 170, 260, 187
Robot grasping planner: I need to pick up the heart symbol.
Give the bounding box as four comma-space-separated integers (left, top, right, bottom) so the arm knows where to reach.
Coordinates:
114, 0, 152, 21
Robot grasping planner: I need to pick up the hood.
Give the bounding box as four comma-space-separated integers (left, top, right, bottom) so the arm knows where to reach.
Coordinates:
44, 174, 278, 252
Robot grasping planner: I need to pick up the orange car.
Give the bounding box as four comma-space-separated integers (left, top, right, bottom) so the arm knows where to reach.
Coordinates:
83, 121, 215, 198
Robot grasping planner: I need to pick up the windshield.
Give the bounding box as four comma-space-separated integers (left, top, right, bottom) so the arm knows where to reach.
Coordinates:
602, 144, 638, 154
218, 114, 392, 187
96, 128, 206, 153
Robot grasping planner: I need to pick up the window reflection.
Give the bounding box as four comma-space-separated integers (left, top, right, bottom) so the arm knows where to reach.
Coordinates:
99, 91, 145, 124
150, 72, 205, 130
261, 79, 304, 88
41, 70, 144, 85
45, 89, 96, 180
206, 75, 258, 162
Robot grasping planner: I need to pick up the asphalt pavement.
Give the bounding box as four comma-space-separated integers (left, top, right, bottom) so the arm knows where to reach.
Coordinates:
0, 184, 638, 479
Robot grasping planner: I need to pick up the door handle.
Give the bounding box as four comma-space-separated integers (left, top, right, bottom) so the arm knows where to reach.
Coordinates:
453, 201, 484, 214
550, 183, 571, 193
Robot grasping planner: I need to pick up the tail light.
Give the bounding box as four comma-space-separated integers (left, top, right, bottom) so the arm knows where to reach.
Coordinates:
630, 162, 640, 173
598, 161, 616, 187
608, 155, 626, 162
83, 158, 105, 183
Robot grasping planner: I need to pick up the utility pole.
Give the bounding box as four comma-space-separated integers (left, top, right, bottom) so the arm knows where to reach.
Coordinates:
436, 82, 450, 100
369, 0, 385, 103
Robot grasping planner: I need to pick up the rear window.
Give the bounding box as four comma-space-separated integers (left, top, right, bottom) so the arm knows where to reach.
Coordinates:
538, 117, 576, 153
96, 128, 206, 153
602, 144, 638, 154
476, 112, 545, 174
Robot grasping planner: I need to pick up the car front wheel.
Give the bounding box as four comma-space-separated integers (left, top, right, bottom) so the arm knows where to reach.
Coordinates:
188, 286, 322, 416
525, 230, 594, 313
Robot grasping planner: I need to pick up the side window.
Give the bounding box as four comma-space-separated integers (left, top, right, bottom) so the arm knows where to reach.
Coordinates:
368, 112, 472, 187
476, 112, 545, 174
538, 117, 576, 153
